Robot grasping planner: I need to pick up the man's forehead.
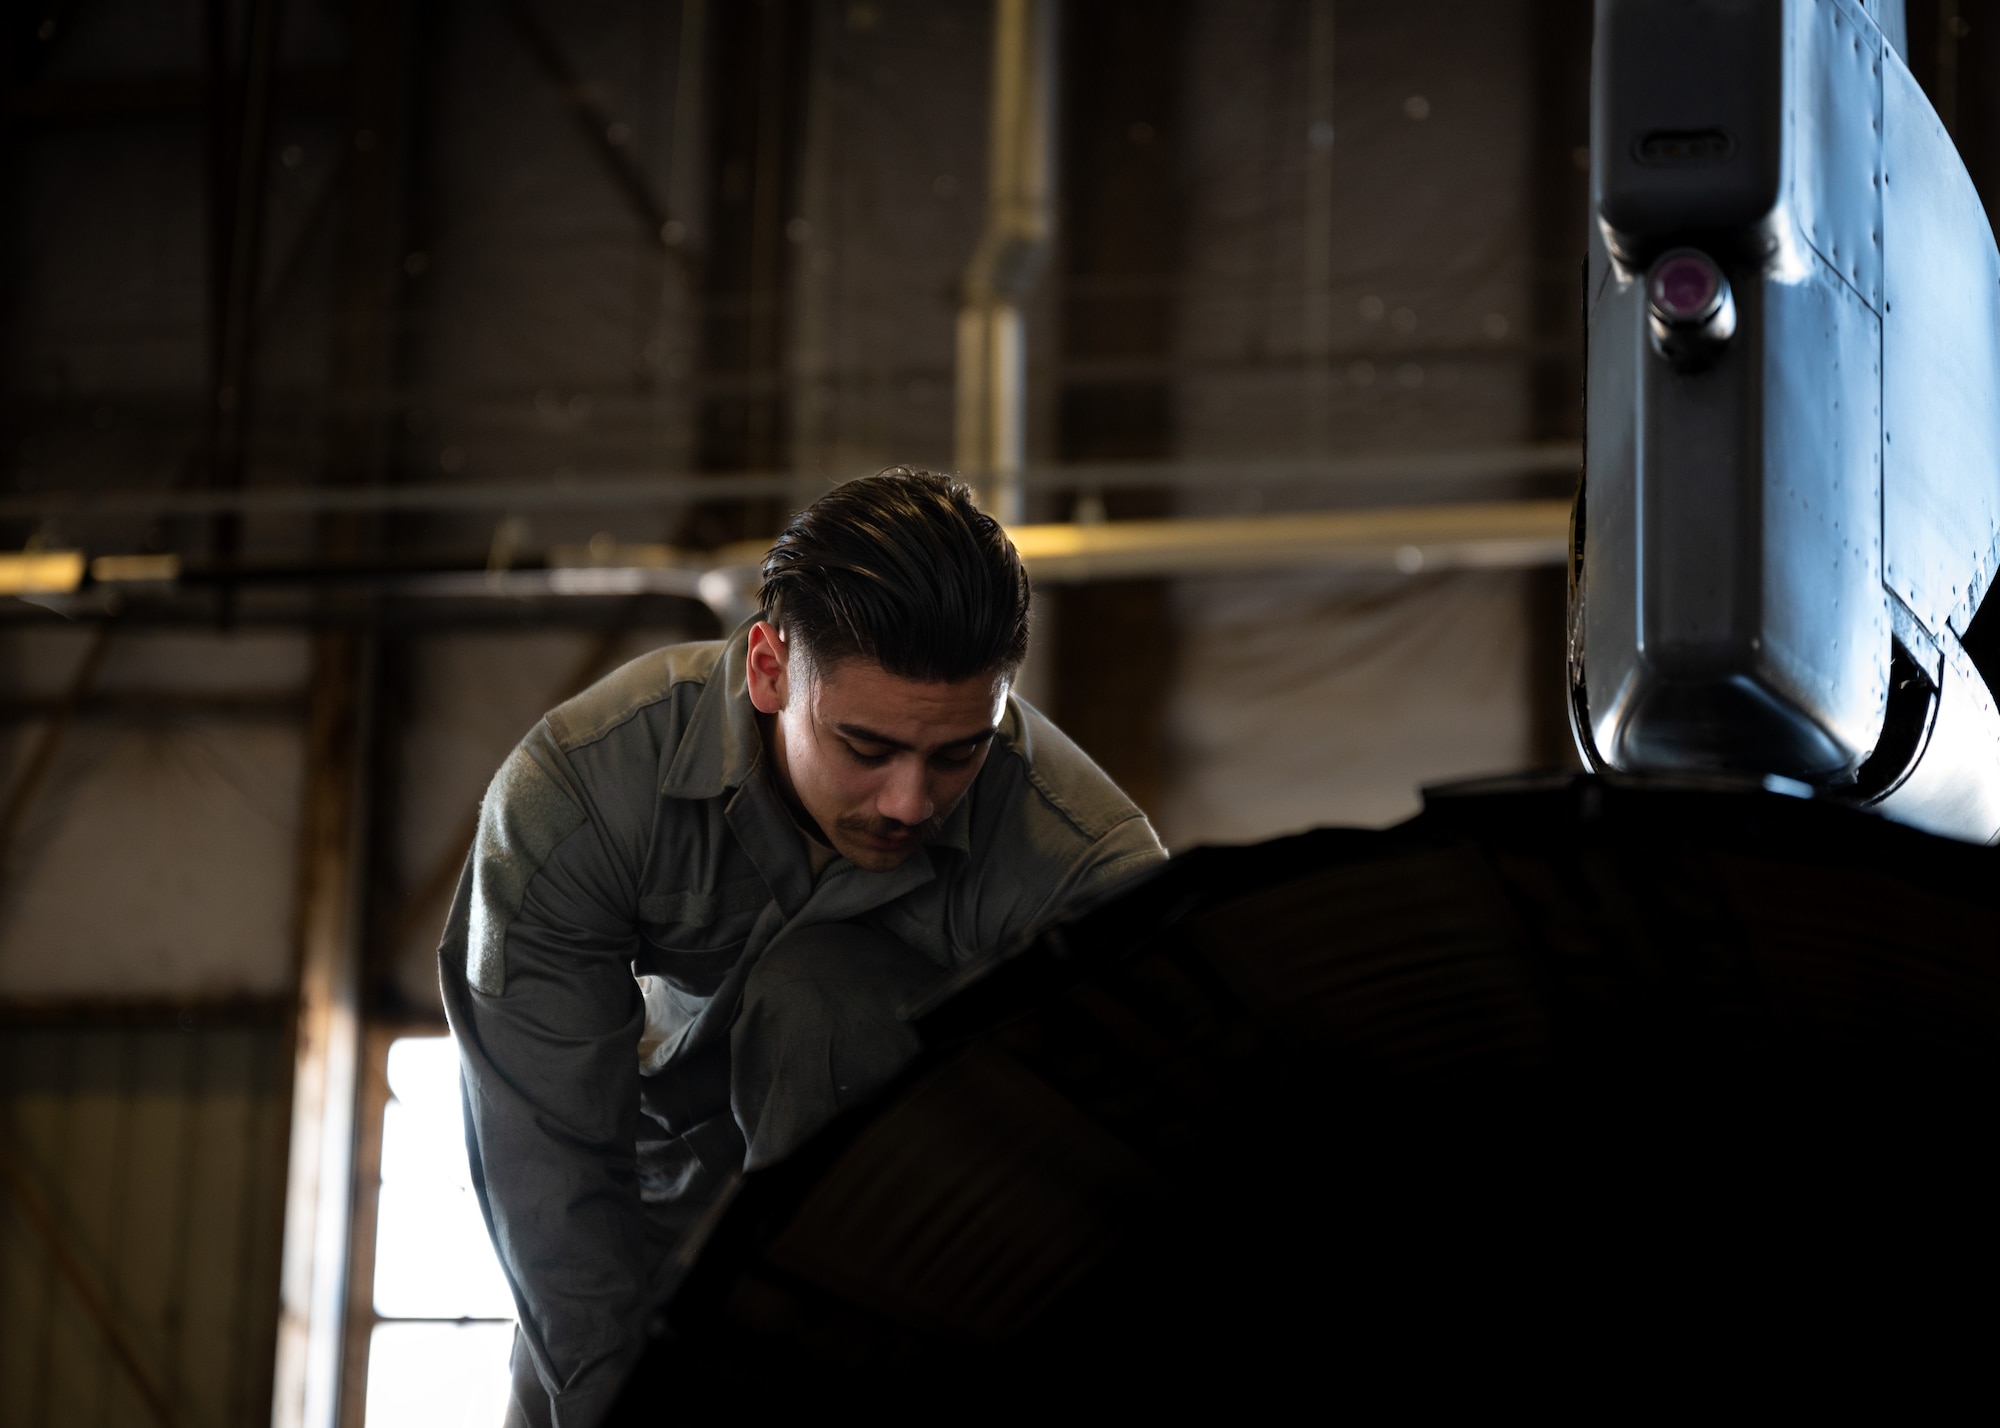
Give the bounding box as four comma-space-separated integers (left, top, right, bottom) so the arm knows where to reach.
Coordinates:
807, 657, 1008, 741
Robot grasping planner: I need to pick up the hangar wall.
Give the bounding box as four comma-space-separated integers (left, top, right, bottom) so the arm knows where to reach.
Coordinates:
1162, 0, 1545, 838
0, 3, 1566, 1420
34, 0, 1991, 1420
1, 1011, 290, 1428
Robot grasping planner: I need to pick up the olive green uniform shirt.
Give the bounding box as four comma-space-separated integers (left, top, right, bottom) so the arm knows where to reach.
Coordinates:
438, 628, 1166, 1426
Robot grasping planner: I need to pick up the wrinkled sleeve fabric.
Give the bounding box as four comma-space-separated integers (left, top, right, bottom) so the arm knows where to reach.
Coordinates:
965, 697, 1171, 953
944, 805, 1167, 966
438, 727, 646, 1428
1003, 811, 1167, 946
1056, 812, 1169, 909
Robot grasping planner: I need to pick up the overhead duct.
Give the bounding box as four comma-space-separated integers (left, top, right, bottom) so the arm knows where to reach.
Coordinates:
954, 0, 1058, 524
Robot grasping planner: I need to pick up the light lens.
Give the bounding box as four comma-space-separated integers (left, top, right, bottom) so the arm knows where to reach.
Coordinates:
1649, 252, 1723, 323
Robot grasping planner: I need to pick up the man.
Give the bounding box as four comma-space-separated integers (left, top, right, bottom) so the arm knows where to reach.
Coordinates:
440, 470, 1167, 1428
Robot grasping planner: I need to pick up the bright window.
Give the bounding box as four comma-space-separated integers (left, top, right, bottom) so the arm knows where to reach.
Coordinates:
364, 1036, 516, 1428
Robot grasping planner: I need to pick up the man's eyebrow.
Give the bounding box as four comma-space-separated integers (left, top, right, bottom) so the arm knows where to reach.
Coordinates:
833, 722, 999, 752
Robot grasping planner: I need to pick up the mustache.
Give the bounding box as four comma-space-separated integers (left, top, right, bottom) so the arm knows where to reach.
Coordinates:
836, 810, 947, 843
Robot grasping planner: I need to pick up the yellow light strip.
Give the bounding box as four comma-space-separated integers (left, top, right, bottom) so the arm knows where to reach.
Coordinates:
0, 550, 86, 596
1005, 499, 1571, 581
90, 553, 182, 583
21, 501, 1574, 606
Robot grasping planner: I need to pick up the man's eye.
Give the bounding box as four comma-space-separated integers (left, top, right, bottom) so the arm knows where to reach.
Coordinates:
932, 749, 977, 770
846, 744, 891, 765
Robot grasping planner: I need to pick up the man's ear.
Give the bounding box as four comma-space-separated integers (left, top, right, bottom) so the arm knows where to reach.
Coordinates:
745, 620, 790, 715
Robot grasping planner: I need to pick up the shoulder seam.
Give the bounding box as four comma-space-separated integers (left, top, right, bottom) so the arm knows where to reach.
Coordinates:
552, 657, 713, 753
1011, 739, 1142, 844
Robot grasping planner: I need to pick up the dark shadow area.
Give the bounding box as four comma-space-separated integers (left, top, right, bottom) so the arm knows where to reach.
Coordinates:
615, 776, 2000, 1416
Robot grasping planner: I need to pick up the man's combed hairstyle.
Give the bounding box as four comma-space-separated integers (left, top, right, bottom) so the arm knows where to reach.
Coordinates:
758, 468, 1031, 682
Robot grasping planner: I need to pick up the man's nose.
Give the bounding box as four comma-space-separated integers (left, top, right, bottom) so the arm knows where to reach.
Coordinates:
876, 758, 933, 827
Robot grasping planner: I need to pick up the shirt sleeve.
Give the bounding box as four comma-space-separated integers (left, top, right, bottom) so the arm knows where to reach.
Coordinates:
1040, 812, 1168, 924
1062, 813, 1170, 908
978, 810, 1169, 955
437, 733, 647, 1428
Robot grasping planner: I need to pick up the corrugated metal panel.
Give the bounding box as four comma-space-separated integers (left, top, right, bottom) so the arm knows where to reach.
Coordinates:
0, 1011, 291, 1428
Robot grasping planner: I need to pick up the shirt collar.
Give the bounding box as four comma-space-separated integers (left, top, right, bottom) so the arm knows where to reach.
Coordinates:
661, 621, 762, 799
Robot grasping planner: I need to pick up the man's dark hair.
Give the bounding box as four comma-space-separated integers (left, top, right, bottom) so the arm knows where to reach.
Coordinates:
758, 468, 1031, 681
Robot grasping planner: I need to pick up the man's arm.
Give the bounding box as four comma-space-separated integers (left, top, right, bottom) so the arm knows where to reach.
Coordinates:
958, 697, 1172, 956
438, 734, 647, 1428
1067, 813, 1168, 899
1029, 811, 1168, 929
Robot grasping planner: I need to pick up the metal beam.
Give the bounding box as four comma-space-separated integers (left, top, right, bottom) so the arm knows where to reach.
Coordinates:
206, 0, 284, 612
1009, 500, 1571, 582
272, 0, 410, 1420
3, 498, 1576, 634
271, 634, 374, 1428
0, 443, 1585, 521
